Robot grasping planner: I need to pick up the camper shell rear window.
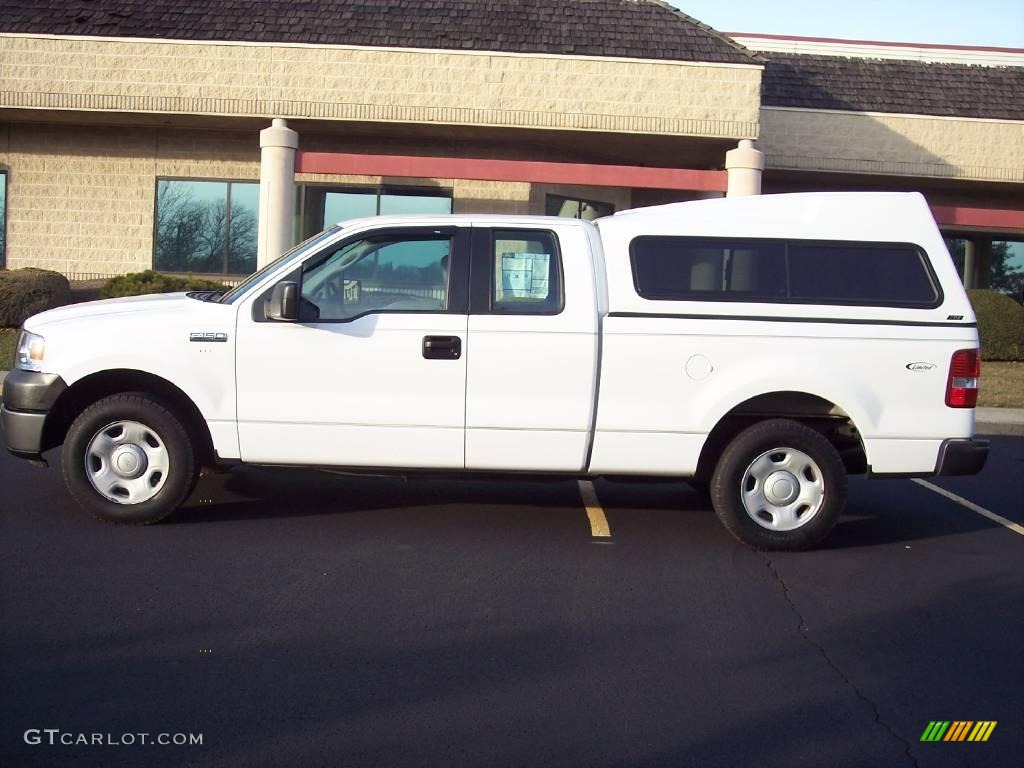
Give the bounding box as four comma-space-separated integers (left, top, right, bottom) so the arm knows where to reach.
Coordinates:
629, 237, 942, 308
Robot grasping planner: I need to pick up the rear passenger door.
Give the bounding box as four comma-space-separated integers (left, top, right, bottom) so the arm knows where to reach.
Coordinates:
465, 226, 600, 472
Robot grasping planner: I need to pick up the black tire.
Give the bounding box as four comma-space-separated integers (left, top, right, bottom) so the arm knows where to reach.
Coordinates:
710, 419, 847, 551
61, 392, 199, 524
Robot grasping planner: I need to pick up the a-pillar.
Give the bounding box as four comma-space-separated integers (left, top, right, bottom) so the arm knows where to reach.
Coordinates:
725, 139, 764, 197
257, 118, 298, 269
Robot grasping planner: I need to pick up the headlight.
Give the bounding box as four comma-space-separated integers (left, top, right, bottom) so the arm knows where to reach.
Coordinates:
15, 330, 46, 372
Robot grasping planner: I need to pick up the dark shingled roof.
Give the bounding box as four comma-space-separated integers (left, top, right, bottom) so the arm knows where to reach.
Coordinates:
763, 52, 1024, 121
0, 0, 756, 64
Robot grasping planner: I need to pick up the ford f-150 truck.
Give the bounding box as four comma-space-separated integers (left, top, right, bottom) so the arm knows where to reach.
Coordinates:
1, 192, 989, 549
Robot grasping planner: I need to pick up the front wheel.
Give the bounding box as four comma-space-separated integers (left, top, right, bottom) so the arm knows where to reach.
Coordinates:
62, 393, 199, 524
710, 419, 847, 551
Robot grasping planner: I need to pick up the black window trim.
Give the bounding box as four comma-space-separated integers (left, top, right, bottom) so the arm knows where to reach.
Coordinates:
254, 225, 470, 324
545, 193, 615, 221
470, 227, 566, 316
0, 169, 7, 270
629, 236, 944, 310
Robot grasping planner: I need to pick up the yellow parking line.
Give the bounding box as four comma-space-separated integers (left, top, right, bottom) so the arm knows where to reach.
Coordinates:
913, 479, 1024, 536
578, 480, 611, 538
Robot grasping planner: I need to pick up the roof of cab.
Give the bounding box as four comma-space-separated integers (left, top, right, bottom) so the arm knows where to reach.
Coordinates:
331, 213, 594, 229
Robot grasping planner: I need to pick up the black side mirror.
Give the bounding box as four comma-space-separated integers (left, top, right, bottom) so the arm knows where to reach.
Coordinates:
267, 281, 298, 321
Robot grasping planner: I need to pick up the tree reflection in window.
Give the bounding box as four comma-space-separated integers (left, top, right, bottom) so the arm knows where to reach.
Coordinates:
155, 180, 258, 275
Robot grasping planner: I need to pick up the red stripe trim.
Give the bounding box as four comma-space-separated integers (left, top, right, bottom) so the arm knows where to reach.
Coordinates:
295, 151, 728, 192
930, 205, 1024, 231
727, 32, 1024, 54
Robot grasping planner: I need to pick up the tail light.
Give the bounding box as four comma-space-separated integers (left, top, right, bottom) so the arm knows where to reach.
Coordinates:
946, 349, 980, 408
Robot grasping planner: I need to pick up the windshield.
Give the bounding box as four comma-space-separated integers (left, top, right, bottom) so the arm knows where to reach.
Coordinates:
218, 226, 343, 304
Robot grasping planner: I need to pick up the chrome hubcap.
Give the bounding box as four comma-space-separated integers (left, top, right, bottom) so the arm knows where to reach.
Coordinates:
740, 448, 825, 531
85, 420, 169, 505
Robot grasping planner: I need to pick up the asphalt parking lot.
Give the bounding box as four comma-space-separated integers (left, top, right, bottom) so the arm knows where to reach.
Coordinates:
1, 436, 1021, 768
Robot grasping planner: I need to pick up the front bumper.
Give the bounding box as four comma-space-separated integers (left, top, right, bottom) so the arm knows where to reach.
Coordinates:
1, 405, 49, 459
1, 370, 67, 460
934, 438, 990, 476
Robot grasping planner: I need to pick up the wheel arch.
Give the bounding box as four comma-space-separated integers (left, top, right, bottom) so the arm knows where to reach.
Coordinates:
43, 369, 215, 466
694, 390, 868, 482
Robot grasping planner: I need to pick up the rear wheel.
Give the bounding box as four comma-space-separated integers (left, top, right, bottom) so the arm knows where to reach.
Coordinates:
62, 393, 199, 524
710, 419, 847, 550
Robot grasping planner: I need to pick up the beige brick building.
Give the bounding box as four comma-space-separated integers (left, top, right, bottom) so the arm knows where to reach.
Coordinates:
0, 1, 1021, 295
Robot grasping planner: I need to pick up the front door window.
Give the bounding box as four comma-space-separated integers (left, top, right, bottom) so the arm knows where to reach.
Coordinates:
300, 234, 452, 321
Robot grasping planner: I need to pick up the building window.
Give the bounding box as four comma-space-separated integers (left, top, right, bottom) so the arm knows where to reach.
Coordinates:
298, 185, 452, 240
990, 240, 1024, 302
546, 194, 614, 221
0, 172, 7, 269
943, 237, 968, 282
942, 235, 1024, 300
154, 179, 259, 275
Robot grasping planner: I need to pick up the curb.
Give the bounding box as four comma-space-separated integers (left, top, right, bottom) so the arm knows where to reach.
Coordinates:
975, 406, 1024, 437
976, 423, 1024, 437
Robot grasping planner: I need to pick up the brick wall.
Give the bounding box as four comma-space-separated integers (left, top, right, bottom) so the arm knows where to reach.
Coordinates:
0, 36, 762, 140
0, 123, 634, 276
0, 124, 258, 275
760, 107, 1024, 183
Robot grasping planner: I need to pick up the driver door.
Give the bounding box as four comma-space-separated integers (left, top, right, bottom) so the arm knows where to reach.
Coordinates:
235, 226, 470, 468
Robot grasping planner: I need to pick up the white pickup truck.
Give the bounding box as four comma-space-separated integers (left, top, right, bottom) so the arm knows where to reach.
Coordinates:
2, 192, 988, 549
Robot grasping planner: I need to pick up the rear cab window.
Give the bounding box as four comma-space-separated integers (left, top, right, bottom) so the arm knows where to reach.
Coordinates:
484, 229, 564, 315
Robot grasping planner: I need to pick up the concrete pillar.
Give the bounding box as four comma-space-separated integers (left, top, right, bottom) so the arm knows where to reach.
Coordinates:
725, 139, 764, 197
963, 239, 977, 289
257, 118, 298, 269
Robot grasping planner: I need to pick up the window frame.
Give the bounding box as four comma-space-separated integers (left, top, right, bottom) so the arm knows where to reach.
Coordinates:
629, 236, 943, 309
255, 226, 471, 324
469, 227, 566, 316
545, 194, 615, 221
0, 170, 7, 270
298, 182, 455, 238
152, 177, 260, 276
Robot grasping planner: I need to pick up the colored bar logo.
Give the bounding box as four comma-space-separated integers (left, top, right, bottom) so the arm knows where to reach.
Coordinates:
920, 721, 997, 742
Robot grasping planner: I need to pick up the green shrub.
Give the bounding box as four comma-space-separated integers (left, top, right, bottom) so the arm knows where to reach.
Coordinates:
0, 268, 73, 327
968, 289, 1024, 362
100, 270, 227, 299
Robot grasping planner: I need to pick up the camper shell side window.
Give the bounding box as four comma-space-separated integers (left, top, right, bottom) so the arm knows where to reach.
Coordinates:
629, 237, 942, 308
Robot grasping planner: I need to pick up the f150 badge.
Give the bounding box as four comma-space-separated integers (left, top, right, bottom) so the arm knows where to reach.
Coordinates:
906, 362, 936, 371
189, 332, 228, 343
